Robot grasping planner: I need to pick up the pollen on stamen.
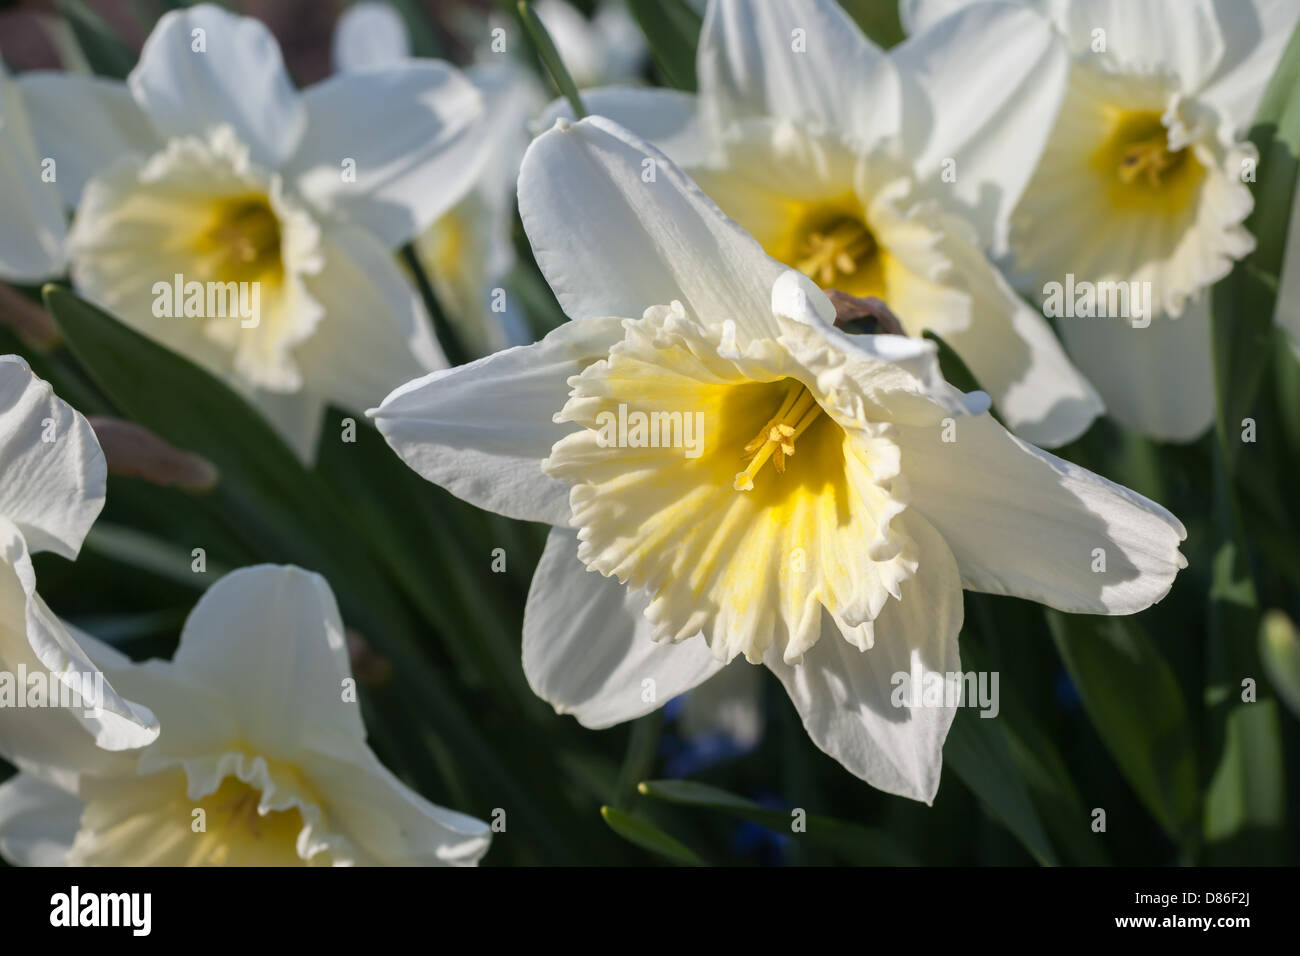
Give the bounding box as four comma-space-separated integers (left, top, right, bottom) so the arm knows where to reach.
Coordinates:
733, 381, 823, 491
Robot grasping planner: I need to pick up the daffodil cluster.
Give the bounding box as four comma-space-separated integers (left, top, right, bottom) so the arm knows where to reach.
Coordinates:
0, 0, 1297, 869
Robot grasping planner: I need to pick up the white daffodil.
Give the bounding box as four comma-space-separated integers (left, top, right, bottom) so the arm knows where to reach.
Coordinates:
0, 564, 492, 866
334, 2, 543, 356
905, 0, 1300, 441
0, 356, 158, 755
17, 3, 493, 458
372, 116, 1187, 802
0, 57, 66, 282
546, 0, 1101, 447
534, 0, 648, 89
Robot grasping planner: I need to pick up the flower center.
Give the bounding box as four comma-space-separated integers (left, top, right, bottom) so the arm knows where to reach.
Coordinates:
197, 776, 307, 860
1117, 132, 1185, 188
546, 310, 914, 663
1093, 110, 1203, 211
734, 379, 824, 490
794, 215, 877, 287
195, 195, 283, 284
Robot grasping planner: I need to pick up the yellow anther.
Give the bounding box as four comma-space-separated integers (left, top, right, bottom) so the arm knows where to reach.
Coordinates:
734, 382, 824, 491
1118, 136, 1182, 188
795, 217, 876, 287
197, 197, 282, 282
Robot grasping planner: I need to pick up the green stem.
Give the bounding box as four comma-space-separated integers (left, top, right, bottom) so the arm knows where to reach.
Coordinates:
400, 244, 471, 367
517, 0, 587, 119
613, 711, 663, 810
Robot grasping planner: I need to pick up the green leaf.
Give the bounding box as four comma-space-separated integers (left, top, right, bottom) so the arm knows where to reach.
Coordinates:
56, 0, 137, 79
399, 246, 472, 366
612, 713, 663, 810
637, 779, 917, 865
383, 0, 444, 58
67, 607, 188, 646
839, 0, 906, 48
958, 627, 1108, 865
43, 286, 578, 862
518, 1, 587, 118
1047, 611, 1198, 843
1197, 20, 1300, 865
1201, 529, 1285, 862
1260, 610, 1300, 717
600, 805, 704, 866
1202, 694, 1285, 862
315, 408, 544, 718
82, 522, 229, 588
42, 286, 389, 626
1000, 717, 1110, 866
1211, 18, 1300, 470
922, 330, 981, 394
626, 0, 701, 90
944, 705, 1058, 865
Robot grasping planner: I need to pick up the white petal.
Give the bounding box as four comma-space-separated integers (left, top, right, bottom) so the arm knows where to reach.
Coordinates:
170, 565, 368, 757
332, 1, 412, 73
466, 62, 545, 216
1200, 0, 1300, 134
87, 643, 239, 772
0, 522, 159, 757
1063, 0, 1224, 92
518, 115, 784, 339
892, 2, 1069, 251
370, 316, 625, 525
0, 355, 104, 559
128, 5, 306, 169
0, 774, 80, 866
897, 410, 1188, 614
15, 70, 158, 207
948, 296, 1101, 449
302, 750, 490, 865
246, 386, 328, 464
538, 86, 716, 168
901, 216, 1102, 446
26, 593, 159, 752
1058, 300, 1215, 442
591, 3, 651, 85
296, 223, 443, 415
0, 65, 66, 280
899, 0, 989, 34
290, 62, 488, 248
523, 528, 725, 729
697, 0, 901, 150
535, 0, 609, 88
765, 511, 963, 803
771, 268, 976, 422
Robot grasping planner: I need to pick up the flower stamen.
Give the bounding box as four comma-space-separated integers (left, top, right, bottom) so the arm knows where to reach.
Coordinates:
1118, 135, 1184, 188
196, 196, 282, 283
795, 217, 876, 287
212, 782, 266, 839
734, 380, 824, 491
